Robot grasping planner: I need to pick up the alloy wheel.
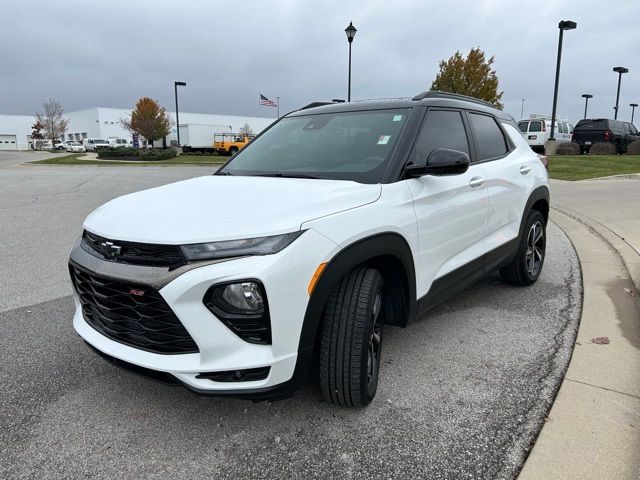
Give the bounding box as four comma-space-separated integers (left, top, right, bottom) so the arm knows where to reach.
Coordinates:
525, 221, 545, 277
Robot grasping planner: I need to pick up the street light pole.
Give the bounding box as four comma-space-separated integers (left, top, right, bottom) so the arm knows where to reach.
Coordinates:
631, 103, 638, 124
174, 81, 187, 147
550, 20, 577, 142
344, 22, 357, 102
520, 99, 525, 119
581, 94, 593, 119
613, 67, 628, 120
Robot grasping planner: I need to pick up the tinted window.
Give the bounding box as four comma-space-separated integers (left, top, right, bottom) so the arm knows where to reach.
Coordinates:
630, 124, 638, 135
413, 110, 469, 161
469, 113, 508, 160
529, 121, 542, 132
518, 121, 529, 133
221, 109, 409, 183
576, 119, 607, 130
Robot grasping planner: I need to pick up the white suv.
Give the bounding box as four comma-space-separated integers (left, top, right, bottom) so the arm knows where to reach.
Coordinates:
69, 92, 550, 407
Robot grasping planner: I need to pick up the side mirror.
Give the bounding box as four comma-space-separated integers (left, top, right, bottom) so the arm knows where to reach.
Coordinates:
405, 148, 470, 178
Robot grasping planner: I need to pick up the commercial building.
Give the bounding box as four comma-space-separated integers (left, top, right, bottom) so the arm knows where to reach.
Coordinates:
0, 107, 276, 150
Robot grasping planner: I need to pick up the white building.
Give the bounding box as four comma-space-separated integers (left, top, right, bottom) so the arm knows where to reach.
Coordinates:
0, 107, 276, 150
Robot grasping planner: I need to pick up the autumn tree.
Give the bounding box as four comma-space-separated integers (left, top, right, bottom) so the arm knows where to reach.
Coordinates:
238, 122, 253, 136
430, 48, 503, 109
120, 97, 172, 146
36, 99, 69, 148
31, 121, 45, 140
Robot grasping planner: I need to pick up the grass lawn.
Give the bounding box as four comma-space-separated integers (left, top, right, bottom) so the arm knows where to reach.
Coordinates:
29, 154, 228, 166
548, 155, 640, 181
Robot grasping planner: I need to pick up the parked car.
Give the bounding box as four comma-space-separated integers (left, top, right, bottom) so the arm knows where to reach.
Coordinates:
572, 118, 639, 154
108, 138, 131, 148
69, 91, 550, 407
517, 117, 573, 152
82, 138, 110, 151
54, 140, 67, 150
65, 141, 86, 153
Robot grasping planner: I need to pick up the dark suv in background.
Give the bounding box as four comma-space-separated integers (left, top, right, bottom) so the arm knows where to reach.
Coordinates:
573, 118, 639, 153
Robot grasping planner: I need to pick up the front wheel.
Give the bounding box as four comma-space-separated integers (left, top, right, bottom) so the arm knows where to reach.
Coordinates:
500, 210, 546, 286
319, 267, 384, 407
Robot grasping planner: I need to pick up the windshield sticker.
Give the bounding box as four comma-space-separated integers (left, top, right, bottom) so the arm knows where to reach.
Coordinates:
377, 135, 391, 145
392, 115, 403, 122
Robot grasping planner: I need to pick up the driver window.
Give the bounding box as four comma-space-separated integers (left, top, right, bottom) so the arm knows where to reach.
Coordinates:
413, 110, 470, 163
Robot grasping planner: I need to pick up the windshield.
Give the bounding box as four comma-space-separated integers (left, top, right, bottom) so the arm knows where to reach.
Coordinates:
219, 109, 410, 183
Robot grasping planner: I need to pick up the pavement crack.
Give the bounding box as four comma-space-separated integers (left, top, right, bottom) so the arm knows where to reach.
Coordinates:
564, 377, 640, 400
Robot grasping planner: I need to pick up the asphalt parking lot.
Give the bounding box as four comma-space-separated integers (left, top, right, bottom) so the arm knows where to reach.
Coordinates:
0, 153, 582, 479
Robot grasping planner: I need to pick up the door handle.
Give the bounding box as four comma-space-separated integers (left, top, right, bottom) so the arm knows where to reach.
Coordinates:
519, 165, 532, 175
469, 177, 485, 188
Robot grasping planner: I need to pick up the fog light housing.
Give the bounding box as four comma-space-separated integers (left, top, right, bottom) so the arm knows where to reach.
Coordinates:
204, 280, 271, 344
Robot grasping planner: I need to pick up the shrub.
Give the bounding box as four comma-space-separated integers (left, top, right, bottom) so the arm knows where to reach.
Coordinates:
192, 151, 202, 156
97, 146, 139, 158
211, 151, 219, 156
556, 141, 580, 155
627, 140, 640, 155
589, 142, 617, 155
139, 148, 176, 161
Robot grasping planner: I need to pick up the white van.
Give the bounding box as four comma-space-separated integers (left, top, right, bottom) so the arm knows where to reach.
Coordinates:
517, 117, 573, 152
108, 137, 132, 148
82, 138, 111, 151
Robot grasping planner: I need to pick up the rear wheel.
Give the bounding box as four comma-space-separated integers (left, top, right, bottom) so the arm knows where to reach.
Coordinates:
500, 210, 546, 286
229, 147, 238, 155
319, 267, 384, 407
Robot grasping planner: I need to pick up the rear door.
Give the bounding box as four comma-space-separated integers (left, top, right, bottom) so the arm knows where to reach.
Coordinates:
574, 119, 608, 146
468, 112, 534, 271
526, 120, 544, 147
405, 108, 489, 295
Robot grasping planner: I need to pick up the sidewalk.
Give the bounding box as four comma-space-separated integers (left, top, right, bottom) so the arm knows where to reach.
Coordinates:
519, 206, 640, 478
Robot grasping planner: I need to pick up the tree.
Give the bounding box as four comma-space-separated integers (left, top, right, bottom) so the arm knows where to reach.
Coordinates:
430, 47, 503, 109
238, 122, 253, 136
36, 99, 69, 147
31, 121, 45, 140
120, 97, 172, 146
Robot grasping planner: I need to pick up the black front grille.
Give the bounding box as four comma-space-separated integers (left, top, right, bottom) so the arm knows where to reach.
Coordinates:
81, 230, 185, 269
70, 265, 199, 354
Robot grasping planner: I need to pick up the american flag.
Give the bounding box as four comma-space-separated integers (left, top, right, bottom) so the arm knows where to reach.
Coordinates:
260, 94, 277, 107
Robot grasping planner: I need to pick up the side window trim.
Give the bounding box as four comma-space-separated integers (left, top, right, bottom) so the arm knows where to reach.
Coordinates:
463, 109, 514, 164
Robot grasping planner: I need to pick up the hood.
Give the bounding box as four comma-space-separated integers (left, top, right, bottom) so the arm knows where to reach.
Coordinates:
83, 175, 381, 244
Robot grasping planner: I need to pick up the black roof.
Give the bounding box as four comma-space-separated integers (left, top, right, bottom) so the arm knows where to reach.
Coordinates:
290, 91, 513, 123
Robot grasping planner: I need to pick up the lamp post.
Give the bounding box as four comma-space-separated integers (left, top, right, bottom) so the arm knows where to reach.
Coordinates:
174, 81, 187, 147
631, 103, 638, 124
344, 21, 357, 102
521, 99, 525, 119
549, 20, 577, 143
612, 67, 628, 119
581, 94, 593, 119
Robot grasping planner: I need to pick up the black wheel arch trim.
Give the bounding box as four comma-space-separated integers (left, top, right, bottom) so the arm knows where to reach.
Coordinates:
518, 186, 550, 240
288, 232, 417, 390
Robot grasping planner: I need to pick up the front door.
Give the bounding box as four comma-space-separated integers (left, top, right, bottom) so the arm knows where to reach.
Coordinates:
404, 108, 489, 298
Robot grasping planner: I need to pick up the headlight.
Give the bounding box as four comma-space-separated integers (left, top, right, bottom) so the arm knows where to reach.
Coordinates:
180, 231, 304, 261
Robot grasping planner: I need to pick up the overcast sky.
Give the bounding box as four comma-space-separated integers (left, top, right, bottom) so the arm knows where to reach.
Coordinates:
1, 0, 638, 124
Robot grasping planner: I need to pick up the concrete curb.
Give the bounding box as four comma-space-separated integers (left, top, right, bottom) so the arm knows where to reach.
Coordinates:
518, 208, 640, 480
552, 205, 640, 293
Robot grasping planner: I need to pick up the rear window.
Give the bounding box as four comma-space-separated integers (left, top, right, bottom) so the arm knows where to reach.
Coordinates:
576, 119, 607, 130
529, 120, 542, 132
469, 113, 508, 160
518, 121, 529, 133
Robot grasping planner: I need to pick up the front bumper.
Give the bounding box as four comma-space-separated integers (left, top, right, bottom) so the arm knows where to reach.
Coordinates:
70, 229, 339, 396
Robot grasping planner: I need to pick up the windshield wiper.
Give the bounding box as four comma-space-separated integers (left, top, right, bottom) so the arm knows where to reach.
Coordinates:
214, 170, 232, 176
253, 172, 320, 179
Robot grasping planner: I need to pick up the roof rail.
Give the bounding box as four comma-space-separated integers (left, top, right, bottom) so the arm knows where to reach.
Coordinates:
412, 90, 498, 109
300, 101, 336, 110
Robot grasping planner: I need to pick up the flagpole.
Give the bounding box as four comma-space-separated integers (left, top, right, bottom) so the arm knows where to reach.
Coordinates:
276, 97, 280, 118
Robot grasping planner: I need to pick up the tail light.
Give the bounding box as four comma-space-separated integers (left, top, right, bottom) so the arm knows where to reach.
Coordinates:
537, 154, 548, 170
571, 132, 574, 141
542, 122, 547, 132
604, 130, 611, 141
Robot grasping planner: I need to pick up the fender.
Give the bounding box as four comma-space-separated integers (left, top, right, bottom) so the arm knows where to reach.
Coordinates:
517, 185, 550, 241
287, 232, 417, 390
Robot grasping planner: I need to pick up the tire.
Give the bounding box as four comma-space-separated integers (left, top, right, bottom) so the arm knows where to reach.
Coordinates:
500, 210, 546, 286
229, 147, 238, 155
319, 267, 384, 407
